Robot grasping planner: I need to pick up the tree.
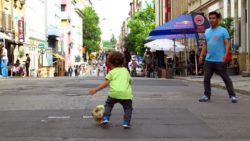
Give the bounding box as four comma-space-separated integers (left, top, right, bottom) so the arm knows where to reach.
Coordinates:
220, 17, 234, 38
82, 7, 101, 53
103, 40, 112, 49
124, 2, 155, 55
102, 34, 117, 49
75, 55, 81, 63
110, 34, 117, 48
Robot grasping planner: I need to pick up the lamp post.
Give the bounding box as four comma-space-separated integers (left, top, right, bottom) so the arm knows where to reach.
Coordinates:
39, 49, 45, 67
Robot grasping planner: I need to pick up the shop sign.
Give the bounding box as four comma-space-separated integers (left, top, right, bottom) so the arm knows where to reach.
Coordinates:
18, 20, 25, 42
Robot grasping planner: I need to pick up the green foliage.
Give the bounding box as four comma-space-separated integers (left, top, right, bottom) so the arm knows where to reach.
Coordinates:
82, 7, 101, 53
124, 2, 155, 55
75, 55, 81, 62
110, 34, 117, 48
103, 40, 112, 48
18, 48, 25, 58
219, 17, 234, 38
102, 34, 117, 49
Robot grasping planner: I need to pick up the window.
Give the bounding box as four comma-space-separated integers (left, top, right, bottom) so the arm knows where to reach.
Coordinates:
61, 4, 66, 11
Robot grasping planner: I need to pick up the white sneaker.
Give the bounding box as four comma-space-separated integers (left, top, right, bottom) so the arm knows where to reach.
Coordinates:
231, 96, 237, 103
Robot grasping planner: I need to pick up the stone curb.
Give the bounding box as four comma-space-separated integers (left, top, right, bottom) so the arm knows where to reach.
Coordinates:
175, 76, 250, 96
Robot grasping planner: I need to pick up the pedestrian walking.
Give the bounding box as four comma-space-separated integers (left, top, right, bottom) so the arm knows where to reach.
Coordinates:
68, 66, 73, 77
130, 58, 137, 77
106, 53, 111, 74
0, 43, 3, 77
124, 48, 131, 72
24, 54, 30, 77
89, 51, 133, 128
1, 46, 8, 78
199, 11, 237, 103
143, 48, 153, 77
75, 65, 78, 77
102, 62, 106, 77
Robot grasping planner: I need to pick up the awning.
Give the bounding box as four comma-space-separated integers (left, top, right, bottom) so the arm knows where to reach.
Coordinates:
144, 39, 185, 52
149, 14, 196, 36
53, 53, 65, 60
145, 34, 196, 40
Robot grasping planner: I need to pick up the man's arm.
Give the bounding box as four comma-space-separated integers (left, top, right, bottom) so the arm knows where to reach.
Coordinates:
223, 38, 230, 63
199, 41, 207, 64
89, 80, 110, 95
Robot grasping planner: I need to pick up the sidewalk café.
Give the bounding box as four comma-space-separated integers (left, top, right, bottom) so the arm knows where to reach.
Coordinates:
146, 13, 240, 77
145, 13, 210, 78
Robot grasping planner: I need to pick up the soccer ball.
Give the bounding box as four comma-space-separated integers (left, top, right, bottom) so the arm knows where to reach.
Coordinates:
92, 105, 105, 124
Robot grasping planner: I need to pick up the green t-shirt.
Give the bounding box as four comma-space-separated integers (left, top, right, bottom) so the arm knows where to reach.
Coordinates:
106, 67, 133, 100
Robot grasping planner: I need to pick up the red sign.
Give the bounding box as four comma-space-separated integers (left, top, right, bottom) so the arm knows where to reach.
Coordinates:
18, 20, 24, 42
191, 13, 210, 51
165, 0, 171, 22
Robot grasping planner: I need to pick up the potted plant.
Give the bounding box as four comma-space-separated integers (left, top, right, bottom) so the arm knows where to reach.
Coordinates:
220, 17, 238, 75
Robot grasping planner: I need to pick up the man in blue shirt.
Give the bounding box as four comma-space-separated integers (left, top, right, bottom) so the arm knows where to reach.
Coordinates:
199, 11, 237, 103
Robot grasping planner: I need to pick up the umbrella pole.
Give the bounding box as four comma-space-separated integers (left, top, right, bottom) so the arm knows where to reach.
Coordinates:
173, 39, 176, 76
184, 35, 187, 76
195, 52, 198, 75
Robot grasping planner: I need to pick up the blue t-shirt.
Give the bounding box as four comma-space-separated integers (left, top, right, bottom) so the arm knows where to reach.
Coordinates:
205, 26, 230, 62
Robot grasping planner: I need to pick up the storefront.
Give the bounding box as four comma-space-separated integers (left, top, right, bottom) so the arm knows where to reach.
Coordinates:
18, 39, 55, 78
53, 53, 65, 77
37, 44, 55, 78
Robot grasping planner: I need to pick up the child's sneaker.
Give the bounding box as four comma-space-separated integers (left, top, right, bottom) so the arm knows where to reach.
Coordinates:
230, 96, 237, 103
199, 95, 210, 102
122, 121, 131, 129
102, 116, 109, 124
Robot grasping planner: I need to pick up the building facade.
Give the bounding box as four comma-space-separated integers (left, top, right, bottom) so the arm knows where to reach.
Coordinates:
187, 0, 250, 74
24, 0, 50, 77
60, 0, 84, 73
241, 0, 250, 75
188, 0, 224, 16
155, 0, 187, 27
171, 0, 188, 19
155, 0, 170, 26
129, 0, 146, 17
47, 0, 63, 76
0, 0, 86, 77
0, 0, 14, 36
47, 0, 61, 52
71, 0, 84, 64
0, 0, 15, 65
117, 19, 129, 51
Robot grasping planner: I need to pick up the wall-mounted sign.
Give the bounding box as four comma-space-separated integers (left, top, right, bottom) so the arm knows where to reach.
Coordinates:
38, 43, 45, 49
18, 20, 24, 42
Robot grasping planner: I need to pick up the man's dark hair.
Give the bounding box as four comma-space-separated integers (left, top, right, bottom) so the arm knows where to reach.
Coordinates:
26, 53, 29, 56
107, 51, 125, 67
208, 11, 221, 19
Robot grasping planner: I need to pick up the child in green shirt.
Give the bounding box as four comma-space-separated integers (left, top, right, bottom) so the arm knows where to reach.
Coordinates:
89, 51, 133, 128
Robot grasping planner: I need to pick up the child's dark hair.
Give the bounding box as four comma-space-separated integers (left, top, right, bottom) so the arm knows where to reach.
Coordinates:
107, 51, 125, 67
208, 11, 221, 19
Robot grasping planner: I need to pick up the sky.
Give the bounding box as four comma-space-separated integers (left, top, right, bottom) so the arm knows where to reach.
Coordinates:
92, 0, 131, 41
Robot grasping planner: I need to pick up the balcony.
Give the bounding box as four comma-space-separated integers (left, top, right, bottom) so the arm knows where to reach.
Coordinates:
61, 11, 69, 20
61, 0, 67, 5
47, 25, 61, 37
0, 11, 14, 33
